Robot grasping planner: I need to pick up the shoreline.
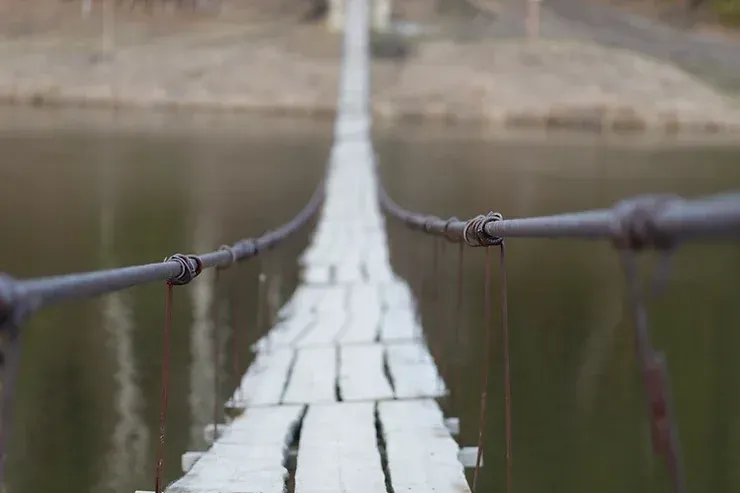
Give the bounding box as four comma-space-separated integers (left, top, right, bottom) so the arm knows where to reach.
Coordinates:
3, 103, 740, 149
2, 89, 738, 136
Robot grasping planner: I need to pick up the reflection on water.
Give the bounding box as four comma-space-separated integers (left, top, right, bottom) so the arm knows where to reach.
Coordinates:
376, 125, 740, 493
100, 291, 147, 493
97, 146, 149, 493
188, 164, 219, 451
0, 107, 739, 493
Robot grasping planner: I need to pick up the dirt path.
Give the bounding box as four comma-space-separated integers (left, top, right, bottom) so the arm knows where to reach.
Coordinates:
421, 0, 740, 91
543, 0, 740, 92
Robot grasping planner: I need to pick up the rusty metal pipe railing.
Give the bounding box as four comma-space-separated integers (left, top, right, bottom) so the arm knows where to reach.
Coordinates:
379, 183, 740, 248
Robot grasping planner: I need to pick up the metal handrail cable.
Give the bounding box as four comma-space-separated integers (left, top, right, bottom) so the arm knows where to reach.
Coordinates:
377, 170, 740, 247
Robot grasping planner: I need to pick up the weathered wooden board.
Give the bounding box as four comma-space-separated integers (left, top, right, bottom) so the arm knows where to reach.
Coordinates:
278, 285, 328, 318
300, 228, 347, 266
379, 281, 415, 309
294, 402, 387, 493
386, 342, 446, 399
315, 285, 348, 313
282, 347, 337, 404
378, 399, 471, 493
380, 308, 421, 342
339, 284, 381, 343
365, 257, 394, 282
165, 405, 303, 493
226, 347, 295, 408
338, 344, 393, 401
295, 313, 347, 348
255, 313, 315, 351
335, 260, 364, 283
302, 265, 331, 284
339, 306, 380, 344
348, 283, 379, 312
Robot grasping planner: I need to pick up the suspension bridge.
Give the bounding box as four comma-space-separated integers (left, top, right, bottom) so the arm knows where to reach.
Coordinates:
0, 0, 739, 492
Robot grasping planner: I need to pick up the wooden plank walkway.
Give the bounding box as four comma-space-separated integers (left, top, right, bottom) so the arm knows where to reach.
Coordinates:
147, 0, 473, 491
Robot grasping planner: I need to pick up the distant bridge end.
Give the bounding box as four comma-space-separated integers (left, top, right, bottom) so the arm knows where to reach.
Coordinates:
328, 0, 391, 32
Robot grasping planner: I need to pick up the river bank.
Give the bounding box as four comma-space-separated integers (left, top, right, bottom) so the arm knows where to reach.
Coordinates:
1, 0, 739, 134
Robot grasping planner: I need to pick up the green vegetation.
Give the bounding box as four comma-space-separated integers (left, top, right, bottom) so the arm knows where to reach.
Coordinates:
711, 0, 740, 25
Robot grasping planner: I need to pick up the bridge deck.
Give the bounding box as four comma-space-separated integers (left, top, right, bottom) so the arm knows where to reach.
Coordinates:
146, 0, 472, 491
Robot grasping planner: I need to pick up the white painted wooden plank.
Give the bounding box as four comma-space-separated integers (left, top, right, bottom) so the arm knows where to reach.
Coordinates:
255, 313, 315, 351
165, 405, 304, 493
380, 308, 421, 342
313, 220, 363, 238
302, 265, 330, 284
203, 423, 228, 444
278, 285, 328, 318
380, 280, 415, 309
226, 347, 294, 408
445, 417, 460, 436
339, 302, 380, 344
300, 247, 332, 266
458, 447, 483, 468
294, 313, 347, 348
294, 402, 387, 493
315, 285, 348, 313
379, 399, 471, 493
335, 261, 364, 283
342, 282, 381, 343
348, 283, 379, 311
365, 259, 394, 282
386, 342, 446, 399
282, 347, 337, 404
338, 344, 393, 401
181, 451, 203, 473
362, 240, 388, 262
301, 231, 348, 266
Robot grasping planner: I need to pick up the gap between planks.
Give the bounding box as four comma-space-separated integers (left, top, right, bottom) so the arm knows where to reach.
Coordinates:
292, 399, 470, 493
229, 342, 446, 408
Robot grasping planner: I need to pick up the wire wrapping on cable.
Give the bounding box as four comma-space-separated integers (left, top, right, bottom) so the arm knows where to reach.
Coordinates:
218, 244, 237, 269
465, 212, 504, 247
611, 195, 682, 251
165, 254, 202, 285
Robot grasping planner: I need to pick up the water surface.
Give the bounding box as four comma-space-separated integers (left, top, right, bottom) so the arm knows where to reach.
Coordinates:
1, 108, 739, 493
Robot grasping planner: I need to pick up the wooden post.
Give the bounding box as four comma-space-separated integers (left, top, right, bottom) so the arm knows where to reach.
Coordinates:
372, 0, 391, 32
102, 0, 114, 56
328, 0, 345, 32
526, 0, 541, 38
330, 0, 391, 32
